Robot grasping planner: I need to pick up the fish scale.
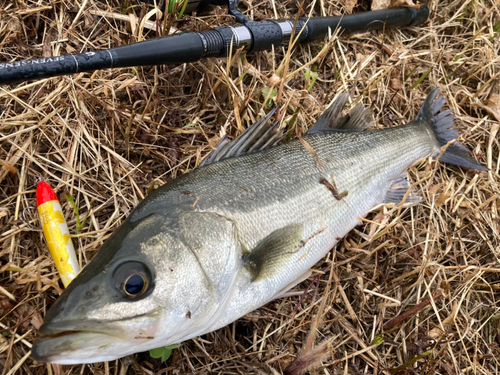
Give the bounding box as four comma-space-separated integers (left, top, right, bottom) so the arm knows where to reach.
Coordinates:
181, 123, 432, 244
182, 123, 435, 328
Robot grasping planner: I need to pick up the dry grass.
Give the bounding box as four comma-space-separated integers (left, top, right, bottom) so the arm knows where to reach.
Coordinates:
1, 0, 499, 374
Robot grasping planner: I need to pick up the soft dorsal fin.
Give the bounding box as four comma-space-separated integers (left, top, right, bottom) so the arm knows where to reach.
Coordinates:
308, 93, 372, 133
201, 107, 283, 167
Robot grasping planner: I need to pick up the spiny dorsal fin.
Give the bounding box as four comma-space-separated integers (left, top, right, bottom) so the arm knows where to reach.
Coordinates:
200, 107, 283, 167
308, 93, 372, 133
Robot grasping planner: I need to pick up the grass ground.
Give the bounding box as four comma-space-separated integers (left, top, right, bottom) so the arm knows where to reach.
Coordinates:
1, 0, 499, 374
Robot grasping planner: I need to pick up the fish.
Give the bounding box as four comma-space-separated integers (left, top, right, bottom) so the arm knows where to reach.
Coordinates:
31, 88, 487, 364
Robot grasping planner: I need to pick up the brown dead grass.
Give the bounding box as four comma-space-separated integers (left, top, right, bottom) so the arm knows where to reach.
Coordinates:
1, 0, 499, 374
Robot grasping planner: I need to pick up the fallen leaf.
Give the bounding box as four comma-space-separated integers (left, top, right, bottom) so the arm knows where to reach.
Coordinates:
42, 35, 52, 58
368, 211, 387, 237
0, 296, 14, 313
298, 134, 324, 167
5, 17, 22, 43
344, 0, 358, 13
390, 77, 402, 90
436, 193, 451, 205
371, 0, 390, 10
0, 159, 18, 174
390, 0, 422, 8
428, 300, 458, 338
487, 93, 500, 114
30, 310, 44, 330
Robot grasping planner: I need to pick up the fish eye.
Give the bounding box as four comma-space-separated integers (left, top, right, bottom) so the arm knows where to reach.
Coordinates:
124, 274, 146, 296
112, 261, 153, 299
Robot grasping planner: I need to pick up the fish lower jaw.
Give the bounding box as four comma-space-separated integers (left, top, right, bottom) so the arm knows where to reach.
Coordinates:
32, 330, 165, 364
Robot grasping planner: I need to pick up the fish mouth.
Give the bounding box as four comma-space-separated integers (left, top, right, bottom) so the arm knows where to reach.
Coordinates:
32, 329, 126, 364
32, 309, 162, 364
38, 320, 130, 339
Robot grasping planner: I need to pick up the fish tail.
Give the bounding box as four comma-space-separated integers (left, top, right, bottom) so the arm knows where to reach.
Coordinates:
416, 88, 488, 171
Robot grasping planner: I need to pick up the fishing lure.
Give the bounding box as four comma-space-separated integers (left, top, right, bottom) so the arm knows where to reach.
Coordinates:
36, 181, 80, 287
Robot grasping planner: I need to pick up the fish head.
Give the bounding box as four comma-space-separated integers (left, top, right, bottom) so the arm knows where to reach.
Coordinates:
32, 205, 238, 364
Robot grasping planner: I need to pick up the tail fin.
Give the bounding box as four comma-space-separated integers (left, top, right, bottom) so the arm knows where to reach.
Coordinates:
416, 88, 488, 171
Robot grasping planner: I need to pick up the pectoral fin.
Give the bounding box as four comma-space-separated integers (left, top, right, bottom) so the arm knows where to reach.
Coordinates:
243, 224, 304, 282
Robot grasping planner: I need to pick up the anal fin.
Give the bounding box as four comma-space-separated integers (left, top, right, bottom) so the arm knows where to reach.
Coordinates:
243, 224, 304, 282
383, 173, 422, 205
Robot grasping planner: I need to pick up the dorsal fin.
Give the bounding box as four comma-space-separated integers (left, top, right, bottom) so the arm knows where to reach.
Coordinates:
200, 92, 372, 167
201, 107, 283, 166
308, 93, 372, 133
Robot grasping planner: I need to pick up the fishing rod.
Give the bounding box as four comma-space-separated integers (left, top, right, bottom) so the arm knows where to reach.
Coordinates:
0, 0, 429, 85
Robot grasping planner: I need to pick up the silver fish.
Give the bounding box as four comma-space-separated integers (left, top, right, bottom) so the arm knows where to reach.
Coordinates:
32, 88, 486, 364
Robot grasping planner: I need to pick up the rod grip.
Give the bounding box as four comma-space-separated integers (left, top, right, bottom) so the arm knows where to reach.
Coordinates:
111, 32, 205, 67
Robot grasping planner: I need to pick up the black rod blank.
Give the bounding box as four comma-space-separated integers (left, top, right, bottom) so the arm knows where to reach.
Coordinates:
299, 6, 429, 43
